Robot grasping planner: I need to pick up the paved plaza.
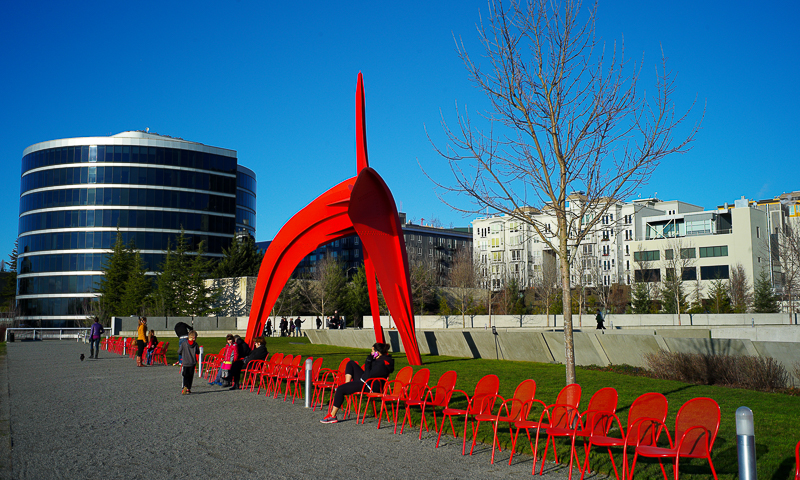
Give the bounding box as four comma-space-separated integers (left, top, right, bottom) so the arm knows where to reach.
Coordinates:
0, 341, 603, 479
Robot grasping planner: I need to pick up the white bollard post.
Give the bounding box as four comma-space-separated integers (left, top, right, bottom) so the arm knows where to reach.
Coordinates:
736, 406, 757, 480
198, 346, 204, 378
304, 358, 313, 408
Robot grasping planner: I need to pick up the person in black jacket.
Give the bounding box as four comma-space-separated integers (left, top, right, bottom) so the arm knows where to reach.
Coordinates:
320, 343, 394, 424
242, 337, 268, 365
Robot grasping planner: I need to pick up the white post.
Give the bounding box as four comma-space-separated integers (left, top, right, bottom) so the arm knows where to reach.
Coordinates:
198, 346, 204, 378
304, 358, 313, 408
736, 406, 757, 480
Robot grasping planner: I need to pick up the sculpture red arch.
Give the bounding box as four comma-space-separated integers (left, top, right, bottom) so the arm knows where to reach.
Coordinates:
245, 73, 422, 365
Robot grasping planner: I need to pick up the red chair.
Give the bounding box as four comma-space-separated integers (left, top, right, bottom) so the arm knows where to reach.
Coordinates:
356, 366, 413, 424
313, 358, 349, 411
401, 370, 457, 439
510, 383, 581, 475
152, 341, 169, 366
795, 439, 800, 480
240, 359, 265, 390
576, 391, 667, 480
267, 354, 294, 397
282, 355, 304, 402
381, 368, 430, 433
629, 397, 720, 480
559, 387, 619, 478
472, 379, 540, 464
436, 374, 500, 455
257, 353, 283, 395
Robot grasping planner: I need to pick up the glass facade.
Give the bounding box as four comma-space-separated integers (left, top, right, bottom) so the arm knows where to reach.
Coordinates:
16, 132, 254, 326
236, 166, 256, 236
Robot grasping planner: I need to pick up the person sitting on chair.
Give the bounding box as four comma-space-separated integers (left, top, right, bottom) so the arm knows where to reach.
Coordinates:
319, 343, 394, 424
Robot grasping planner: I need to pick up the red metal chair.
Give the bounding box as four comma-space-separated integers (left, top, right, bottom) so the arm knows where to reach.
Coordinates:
472, 379, 540, 464
795, 439, 800, 480
152, 341, 169, 366
282, 355, 304, 402
381, 368, 430, 433
267, 354, 294, 397
257, 352, 283, 395
436, 374, 500, 455
240, 359, 265, 390
401, 370, 458, 439
576, 391, 667, 480
559, 387, 619, 478
510, 383, 581, 475
313, 358, 349, 411
356, 366, 413, 424
629, 397, 720, 480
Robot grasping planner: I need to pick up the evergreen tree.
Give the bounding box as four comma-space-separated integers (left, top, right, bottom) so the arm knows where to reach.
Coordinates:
95, 231, 133, 320
345, 265, 370, 328
119, 252, 151, 316
212, 233, 262, 278
151, 231, 220, 316
1, 240, 18, 309
631, 282, 652, 314
188, 240, 221, 316
753, 270, 780, 313
660, 281, 688, 314
707, 279, 732, 313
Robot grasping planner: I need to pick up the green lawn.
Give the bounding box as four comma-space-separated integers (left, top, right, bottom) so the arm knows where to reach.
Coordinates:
158, 336, 800, 479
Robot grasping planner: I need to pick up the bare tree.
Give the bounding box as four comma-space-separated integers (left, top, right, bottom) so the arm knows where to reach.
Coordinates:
776, 223, 800, 320
297, 256, 346, 318
729, 263, 753, 313
428, 0, 701, 383
448, 247, 478, 327
660, 239, 695, 323
409, 260, 437, 315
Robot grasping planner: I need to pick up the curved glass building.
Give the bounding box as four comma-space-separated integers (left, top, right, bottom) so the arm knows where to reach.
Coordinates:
17, 131, 255, 326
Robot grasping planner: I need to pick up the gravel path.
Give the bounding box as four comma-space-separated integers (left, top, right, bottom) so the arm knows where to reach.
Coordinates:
3, 341, 604, 479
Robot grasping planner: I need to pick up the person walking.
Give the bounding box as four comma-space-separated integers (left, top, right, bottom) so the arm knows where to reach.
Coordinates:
174, 320, 193, 366
595, 309, 606, 330
178, 331, 200, 394
316, 317, 322, 329
88, 316, 104, 359
294, 317, 305, 337
265, 319, 273, 338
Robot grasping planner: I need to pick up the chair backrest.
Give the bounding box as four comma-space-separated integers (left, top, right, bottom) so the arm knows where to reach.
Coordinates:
430, 371, 458, 405
625, 392, 668, 445
161, 342, 169, 354
406, 368, 431, 401
508, 379, 537, 420
582, 387, 618, 435
674, 397, 720, 456
386, 366, 414, 395
549, 383, 581, 428
311, 357, 324, 381
469, 374, 500, 414
290, 355, 303, 376
269, 353, 285, 373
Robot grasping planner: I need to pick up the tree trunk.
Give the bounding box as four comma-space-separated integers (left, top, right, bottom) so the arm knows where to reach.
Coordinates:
559, 226, 576, 385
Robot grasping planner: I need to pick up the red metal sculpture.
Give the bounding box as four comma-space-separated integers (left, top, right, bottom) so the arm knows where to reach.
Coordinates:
245, 73, 422, 365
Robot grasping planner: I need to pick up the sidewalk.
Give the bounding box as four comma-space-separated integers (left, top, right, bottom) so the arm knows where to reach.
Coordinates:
2, 341, 603, 479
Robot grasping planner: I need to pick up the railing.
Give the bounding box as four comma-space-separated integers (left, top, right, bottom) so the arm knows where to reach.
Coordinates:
4, 327, 91, 342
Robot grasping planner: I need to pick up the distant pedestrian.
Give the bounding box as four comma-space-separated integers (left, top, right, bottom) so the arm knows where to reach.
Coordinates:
289, 321, 295, 337
145, 330, 158, 365
88, 316, 104, 359
294, 317, 305, 337
265, 319, 273, 338
595, 310, 606, 330
316, 317, 322, 329
178, 331, 200, 394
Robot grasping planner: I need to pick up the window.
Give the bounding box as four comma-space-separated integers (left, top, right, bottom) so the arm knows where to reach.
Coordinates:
699, 246, 728, 258
681, 248, 696, 259
634, 268, 661, 282
625, 245, 630, 255
634, 250, 660, 262
756, 226, 761, 238
682, 267, 697, 281
700, 265, 730, 279
665, 249, 673, 260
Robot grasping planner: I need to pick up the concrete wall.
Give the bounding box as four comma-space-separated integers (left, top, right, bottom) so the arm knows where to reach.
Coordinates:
305, 327, 800, 384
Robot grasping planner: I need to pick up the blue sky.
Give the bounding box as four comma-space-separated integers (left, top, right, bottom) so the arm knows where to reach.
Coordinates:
1, 0, 798, 259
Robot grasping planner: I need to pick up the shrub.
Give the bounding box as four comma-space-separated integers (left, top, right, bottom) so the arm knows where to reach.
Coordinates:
644, 350, 788, 392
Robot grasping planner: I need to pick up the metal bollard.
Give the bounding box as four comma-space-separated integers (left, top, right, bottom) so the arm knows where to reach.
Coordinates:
198, 346, 204, 378
736, 406, 757, 480
304, 358, 313, 408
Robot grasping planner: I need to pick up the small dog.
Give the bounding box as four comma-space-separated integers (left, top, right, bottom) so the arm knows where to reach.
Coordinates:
80, 354, 85, 361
